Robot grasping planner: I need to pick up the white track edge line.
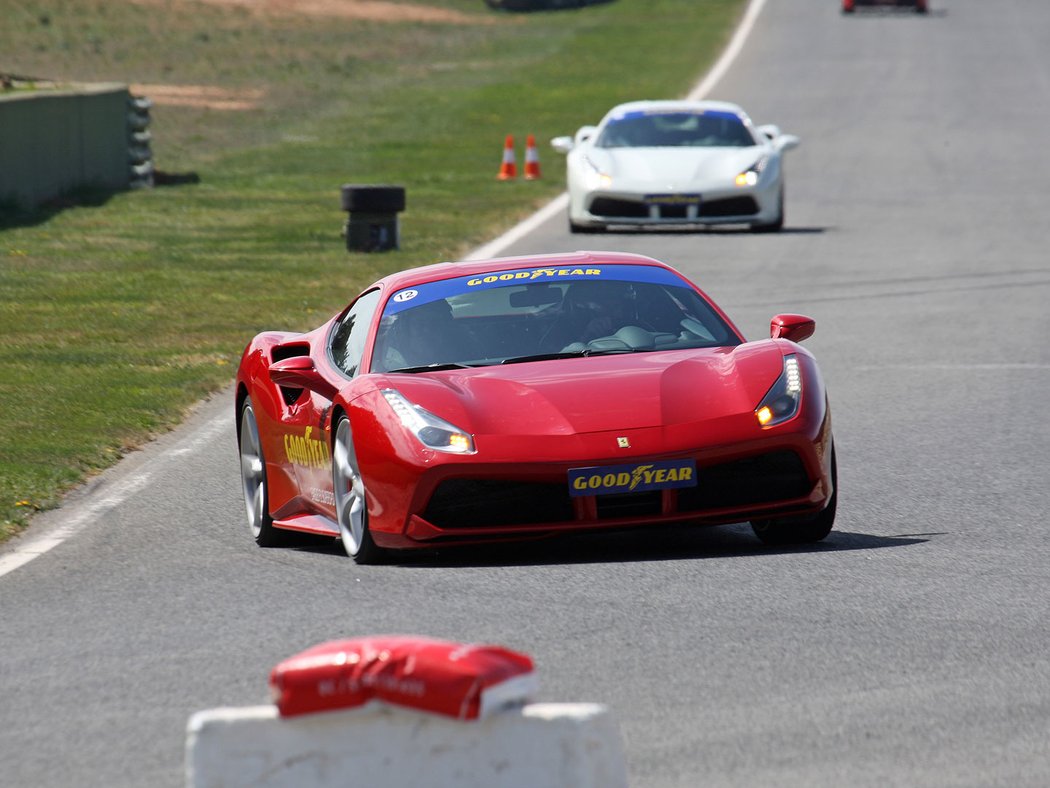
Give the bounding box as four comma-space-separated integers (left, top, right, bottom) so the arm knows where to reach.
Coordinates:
0, 410, 229, 579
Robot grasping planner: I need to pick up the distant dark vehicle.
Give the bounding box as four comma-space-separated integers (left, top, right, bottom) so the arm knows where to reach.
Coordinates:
842, 0, 927, 12
485, 0, 612, 10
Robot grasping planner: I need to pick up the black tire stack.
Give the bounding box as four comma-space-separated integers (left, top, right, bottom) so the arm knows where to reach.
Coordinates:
127, 94, 154, 189
340, 184, 406, 253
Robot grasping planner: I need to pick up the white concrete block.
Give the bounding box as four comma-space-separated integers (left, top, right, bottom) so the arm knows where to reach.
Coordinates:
186, 702, 628, 788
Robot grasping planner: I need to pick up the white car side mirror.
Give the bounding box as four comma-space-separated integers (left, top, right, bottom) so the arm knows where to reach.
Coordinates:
551, 136, 574, 154
574, 125, 598, 146
756, 124, 782, 141
775, 134, 800, 153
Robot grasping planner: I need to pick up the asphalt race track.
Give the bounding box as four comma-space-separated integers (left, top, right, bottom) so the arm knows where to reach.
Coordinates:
3, 1, 1050, 786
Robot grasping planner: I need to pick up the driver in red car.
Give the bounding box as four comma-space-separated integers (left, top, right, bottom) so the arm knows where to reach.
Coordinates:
375, 299, 473, 370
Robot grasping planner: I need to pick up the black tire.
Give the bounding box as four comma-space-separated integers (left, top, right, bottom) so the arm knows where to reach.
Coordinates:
340, 184, 406, 213
238, 398, 289, 547
751, 449, 837, 545
332, 415, 386, 564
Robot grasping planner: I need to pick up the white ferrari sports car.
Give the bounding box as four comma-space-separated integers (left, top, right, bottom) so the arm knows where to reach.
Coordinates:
551, 100, 800, 233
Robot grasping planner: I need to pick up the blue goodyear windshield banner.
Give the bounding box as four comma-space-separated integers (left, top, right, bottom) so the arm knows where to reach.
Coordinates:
568, 459, 697, 497
383, 263, 686, 317
612, 108, 741, 122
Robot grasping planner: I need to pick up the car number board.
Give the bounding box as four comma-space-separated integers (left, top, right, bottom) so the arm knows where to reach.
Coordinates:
568, 459, 697, 497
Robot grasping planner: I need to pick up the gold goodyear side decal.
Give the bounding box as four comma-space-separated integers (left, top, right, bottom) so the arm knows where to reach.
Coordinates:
284, 426, 330, 470
568, 459, 697, 497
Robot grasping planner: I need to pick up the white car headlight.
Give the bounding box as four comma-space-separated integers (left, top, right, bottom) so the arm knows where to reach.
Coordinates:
735, 155, 769, 187
583, 155, 612, 188
755, 355, 802, 427
382, 389, 476, 454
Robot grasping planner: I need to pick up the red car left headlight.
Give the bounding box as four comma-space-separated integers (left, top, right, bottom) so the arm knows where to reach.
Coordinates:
381, 389, 476, 454
755, 355, 802, 427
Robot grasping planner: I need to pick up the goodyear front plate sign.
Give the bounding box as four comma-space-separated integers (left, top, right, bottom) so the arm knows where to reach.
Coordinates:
568, 459, 697, 497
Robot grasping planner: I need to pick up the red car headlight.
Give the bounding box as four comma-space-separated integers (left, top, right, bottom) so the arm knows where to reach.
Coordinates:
382, 389, 476, 454
756, 355, 802, 427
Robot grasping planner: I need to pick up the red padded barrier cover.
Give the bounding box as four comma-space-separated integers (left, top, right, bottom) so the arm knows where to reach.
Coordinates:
270, 636, 536, 720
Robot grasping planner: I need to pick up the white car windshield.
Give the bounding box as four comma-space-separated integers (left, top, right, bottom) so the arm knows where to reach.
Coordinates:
596, 110, 756, 149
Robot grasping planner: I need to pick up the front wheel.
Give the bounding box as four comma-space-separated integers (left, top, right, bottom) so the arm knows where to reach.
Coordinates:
751, 450, 837, 545
333, 416, 386, 564
239, 398, 288, 546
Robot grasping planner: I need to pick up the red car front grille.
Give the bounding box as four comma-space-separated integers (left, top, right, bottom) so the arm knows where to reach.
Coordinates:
422, 450, 811, 530
423, 480, 574, 529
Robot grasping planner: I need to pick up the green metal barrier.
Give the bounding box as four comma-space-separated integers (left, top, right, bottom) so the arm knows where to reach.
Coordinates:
0, 82, 150, 210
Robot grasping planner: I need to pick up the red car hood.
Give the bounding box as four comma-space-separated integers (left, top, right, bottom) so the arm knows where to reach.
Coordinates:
385, 343, 785, 437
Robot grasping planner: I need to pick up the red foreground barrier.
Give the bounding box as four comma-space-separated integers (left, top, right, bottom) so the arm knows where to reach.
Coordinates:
270, 636, 537, 721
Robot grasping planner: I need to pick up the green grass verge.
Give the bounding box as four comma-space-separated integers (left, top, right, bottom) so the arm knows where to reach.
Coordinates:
0, 0, 745, 541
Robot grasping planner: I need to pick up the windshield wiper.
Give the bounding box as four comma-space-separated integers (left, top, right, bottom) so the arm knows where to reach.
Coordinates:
501, 348, 636, 365
385, 362, 476, 374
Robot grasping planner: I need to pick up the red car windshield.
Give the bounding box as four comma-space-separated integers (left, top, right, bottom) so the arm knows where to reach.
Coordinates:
371, 265, 739, 373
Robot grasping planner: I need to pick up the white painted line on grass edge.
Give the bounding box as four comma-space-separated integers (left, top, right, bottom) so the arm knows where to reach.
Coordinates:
687, 0, 767, 102
0, 410, 229, 579
466, 193, 570, 261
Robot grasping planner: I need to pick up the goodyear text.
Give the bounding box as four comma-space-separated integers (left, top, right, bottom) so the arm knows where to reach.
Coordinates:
467, 268, 602, 287
568, 459, 697, 497
284, 426, 330, 470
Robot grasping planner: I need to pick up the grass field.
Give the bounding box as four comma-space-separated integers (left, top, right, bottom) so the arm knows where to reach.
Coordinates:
0, 0, 745, 540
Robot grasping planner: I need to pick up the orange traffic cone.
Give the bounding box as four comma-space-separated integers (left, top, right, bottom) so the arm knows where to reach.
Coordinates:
497, 134, 517, 180
524, 134, 541, 180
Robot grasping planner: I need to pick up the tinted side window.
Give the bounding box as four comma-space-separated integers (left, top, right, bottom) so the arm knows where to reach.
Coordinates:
329, 288, 381, 377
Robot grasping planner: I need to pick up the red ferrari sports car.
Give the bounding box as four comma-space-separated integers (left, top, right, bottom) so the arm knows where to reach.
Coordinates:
236, 252, 836, 563
842, 0, 927, 12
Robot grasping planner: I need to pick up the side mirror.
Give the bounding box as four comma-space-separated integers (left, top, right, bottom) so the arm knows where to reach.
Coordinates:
574, 125, 598, 146
774, 133, 800, 153
269, 355, 338, 399
756, 124, 782, 141
770, 313, 815, 343
551, 135, 574, 154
